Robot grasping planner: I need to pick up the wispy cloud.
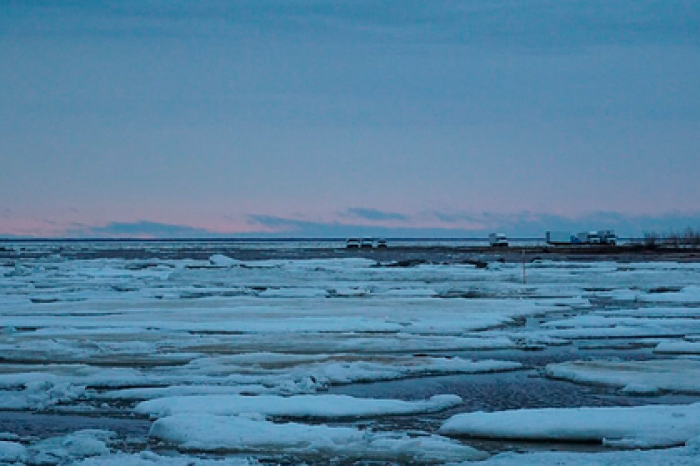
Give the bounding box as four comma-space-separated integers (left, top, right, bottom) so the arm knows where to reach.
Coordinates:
426, 211, 700, 237
14, 1, 695, 49
2, 211, 699, 239
245, 211, 700, 238
68, 221, 223, 239
342, 208, 408, 222
246, 214, 468, 238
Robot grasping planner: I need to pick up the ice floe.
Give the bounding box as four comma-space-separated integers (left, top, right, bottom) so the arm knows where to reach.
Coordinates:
655, 340, 700, 355
479, 441, 700, 465
441, 402, 700, 447
545, 359, 700, 394
136, 393, 462, 419
208, 255, 245, 267
0, 441, 27, 464
26, 429, 113, 464
98, 384, 271, 401
4, 254, 700, 463
150, 414, 487, 462
537, 314, 700, 339
0, 380, 85, 410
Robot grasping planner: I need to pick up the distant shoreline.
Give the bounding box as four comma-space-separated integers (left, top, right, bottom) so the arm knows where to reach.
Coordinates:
2, 242, 699, 263
1, 237, 645, 243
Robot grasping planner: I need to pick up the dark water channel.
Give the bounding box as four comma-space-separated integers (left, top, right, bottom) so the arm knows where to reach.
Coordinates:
0, 410, 151, 439
324, 343, 700, 455
329, 343, 699, 413
1, 342, 698, 460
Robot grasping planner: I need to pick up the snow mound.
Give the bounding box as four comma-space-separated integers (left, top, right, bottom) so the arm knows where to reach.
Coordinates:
28, 429, 113, 464
99, 384, 270, 401
546, 359, 700, 394
150, 414, 487, 462
540, 315, 700, 339
284, 358, 522, 391
136, 393, 462, 419
601, 307, 700, 318
209, 255, 244, 267
440, 403, 700, 448
0, 441, 27, 464
0, 381, 85, 410
620, 383, 662, 396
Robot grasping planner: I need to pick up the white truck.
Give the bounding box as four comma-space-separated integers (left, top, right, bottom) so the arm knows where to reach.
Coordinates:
577, 231, 602, 244
548, 230, 617, 245
489, 233, 509, 247
546, 231, 573, 245
597, 230, 618, 245
360, 237, 375, 249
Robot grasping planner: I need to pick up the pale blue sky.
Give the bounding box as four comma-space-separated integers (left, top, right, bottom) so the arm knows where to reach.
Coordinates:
1, 1, 699, 237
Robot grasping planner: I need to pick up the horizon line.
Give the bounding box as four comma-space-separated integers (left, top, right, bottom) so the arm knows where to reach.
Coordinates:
1, 236, 652, 243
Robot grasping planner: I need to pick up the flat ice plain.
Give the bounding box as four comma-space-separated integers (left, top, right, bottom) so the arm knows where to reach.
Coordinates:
2, 242, 700, 464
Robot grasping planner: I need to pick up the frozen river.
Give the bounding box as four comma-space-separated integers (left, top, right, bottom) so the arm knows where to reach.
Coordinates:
2, 244, 700, 464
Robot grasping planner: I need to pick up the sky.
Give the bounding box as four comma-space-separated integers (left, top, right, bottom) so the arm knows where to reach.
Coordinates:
1, 0, 699, 238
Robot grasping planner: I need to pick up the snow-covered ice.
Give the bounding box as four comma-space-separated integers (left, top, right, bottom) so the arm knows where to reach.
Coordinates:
0, 380, 85, 410
150, 414, 487, 462
0, 441, 27, 464
545, 359, 700, 394
136, 393, 462, 419
637, 285, 700, 304
479, 440, 700, 465
441, 403, 700, 447
655, 340, 700, 355
25, 429, 113, 464
3, 249, 700, 463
